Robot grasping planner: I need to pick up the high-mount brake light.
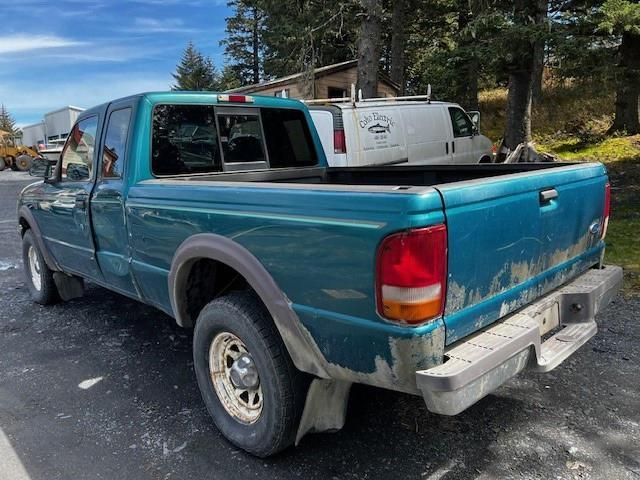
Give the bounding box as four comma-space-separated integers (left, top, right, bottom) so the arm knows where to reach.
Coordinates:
217, 94, 254, 103
376, 225, 447, 325
601, 182, 611, 239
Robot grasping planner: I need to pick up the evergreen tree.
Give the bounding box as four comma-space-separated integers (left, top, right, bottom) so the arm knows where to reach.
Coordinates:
218, 65, 243, 91
172, 42, 220, 91
222, 0, 266, 85
0, 104, 17, 134
600, 0, 640, 134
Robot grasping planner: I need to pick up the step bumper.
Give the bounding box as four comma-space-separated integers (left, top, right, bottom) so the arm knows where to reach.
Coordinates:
416, 265, 623, 416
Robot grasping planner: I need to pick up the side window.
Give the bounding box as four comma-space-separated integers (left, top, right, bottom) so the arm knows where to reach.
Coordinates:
448, 107, 474, 138
152, 104, 221, 176
60, 115, 98, 181
102, 108, 131, 178
261, 108, 318, 167
217, 112, 267, 166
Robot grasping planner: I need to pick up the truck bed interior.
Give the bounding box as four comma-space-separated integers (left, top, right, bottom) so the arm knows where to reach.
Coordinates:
177, 162, 577, 187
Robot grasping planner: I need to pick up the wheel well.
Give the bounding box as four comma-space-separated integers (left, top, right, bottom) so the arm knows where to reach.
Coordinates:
181, 258, 249, 327
19, 217, 30, 236
479, 155, 492, 164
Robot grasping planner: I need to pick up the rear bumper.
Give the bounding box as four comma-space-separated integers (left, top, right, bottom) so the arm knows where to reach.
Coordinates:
416, 265, 623, 415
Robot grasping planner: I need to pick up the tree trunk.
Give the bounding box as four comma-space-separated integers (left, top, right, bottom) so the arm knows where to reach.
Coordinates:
454, 0, 479, 111
531, 0, 547, 104
499, 0, 537, 160
610, 31, 640, 135
252, 7, 260, 85
390, 0, 406, 94
357, 0, 382, 99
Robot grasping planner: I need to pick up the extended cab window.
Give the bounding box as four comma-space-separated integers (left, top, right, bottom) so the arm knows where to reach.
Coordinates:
102, 108, 131, 178
60, 116, 98, 181
152, 104, 221, 175
448, 107, 474, 138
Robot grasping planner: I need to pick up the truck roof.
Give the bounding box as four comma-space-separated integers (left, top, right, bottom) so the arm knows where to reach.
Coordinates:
77, 91, 309, 119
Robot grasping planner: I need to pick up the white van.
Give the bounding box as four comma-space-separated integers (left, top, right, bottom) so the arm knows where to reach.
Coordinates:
308, 99, 493, 167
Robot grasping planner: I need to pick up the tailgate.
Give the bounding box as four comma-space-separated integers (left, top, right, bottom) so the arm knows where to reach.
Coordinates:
437, 163, 608, 344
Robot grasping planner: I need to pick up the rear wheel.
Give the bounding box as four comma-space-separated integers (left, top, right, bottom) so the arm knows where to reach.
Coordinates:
0, 157, 5, 171
193, 291, 308, 457
22, 230, 58, 304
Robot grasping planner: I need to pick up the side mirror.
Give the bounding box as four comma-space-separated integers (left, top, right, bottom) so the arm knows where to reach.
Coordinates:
468, 111, 480, 133
29, 158, 54, 179
66, 162, 90, 181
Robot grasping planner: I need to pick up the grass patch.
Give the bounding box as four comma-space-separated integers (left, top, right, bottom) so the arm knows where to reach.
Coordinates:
480, 84, 639, 295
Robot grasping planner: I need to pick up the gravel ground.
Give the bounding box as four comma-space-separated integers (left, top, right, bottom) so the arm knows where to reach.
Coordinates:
1, 174, 639, 480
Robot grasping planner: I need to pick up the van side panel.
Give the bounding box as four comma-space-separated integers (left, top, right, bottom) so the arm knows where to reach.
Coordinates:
343, 106, 408, 166
401, 105, 452, 165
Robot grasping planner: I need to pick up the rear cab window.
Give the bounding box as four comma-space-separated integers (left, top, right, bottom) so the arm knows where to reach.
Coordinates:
151, 103, 318, 176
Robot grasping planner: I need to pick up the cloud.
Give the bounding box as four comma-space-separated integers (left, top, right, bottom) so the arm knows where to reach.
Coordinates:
128, 17, 199, 33
0, 35, 85, 55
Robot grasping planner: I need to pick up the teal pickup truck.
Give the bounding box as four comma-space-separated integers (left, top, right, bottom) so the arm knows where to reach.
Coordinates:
18, 92, 622, 457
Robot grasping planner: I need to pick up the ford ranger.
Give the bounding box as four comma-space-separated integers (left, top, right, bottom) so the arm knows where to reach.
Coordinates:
18, 92, 622, 457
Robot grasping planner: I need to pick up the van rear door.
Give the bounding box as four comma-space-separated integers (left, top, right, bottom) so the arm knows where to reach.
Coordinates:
309, 110, 336, 165
437, 163, 608, 344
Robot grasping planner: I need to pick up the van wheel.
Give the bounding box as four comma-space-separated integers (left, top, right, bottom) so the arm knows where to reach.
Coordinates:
193, 291, 308, 457
22, 230, 59, 304
479, 155, 493, 164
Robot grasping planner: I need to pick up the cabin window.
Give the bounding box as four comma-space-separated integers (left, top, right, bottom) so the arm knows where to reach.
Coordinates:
261, 108, 318, 168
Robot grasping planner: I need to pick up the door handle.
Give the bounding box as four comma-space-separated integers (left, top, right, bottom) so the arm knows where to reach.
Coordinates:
75, 193, 89, 209
539, 188, 558, 203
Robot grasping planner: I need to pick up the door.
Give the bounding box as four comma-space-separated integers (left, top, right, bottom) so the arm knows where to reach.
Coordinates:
402, 105, 452, 165
447, 106, 476, 163
309, 110, 336, 165
34, 115, 102, 279
90, 103, 138, 296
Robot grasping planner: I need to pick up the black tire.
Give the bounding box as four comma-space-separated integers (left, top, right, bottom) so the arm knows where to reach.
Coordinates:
0, 157, 5, 171
16, 156, 32, 172
193, 291, 308, 457
8, 156, 17, 171
22, 230, 59, 304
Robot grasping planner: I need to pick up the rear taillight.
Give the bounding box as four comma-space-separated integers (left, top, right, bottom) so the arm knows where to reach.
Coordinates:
376, 225, 447, 325
333, 129, 346, 154
601, 182, 611, 239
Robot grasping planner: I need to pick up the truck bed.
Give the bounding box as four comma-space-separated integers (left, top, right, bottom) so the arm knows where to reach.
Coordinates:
174, 162, 572, 187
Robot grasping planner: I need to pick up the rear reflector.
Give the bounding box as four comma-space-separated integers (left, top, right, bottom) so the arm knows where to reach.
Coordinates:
333, 129, 346, 154
376, 225, 447, 325
217, 94, 254, 103
601, 182, 611, 239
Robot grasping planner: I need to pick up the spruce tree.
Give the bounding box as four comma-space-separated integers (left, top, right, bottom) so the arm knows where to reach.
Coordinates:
0, 104, 16, 134
222, 0, 266, 85
172, 42, 220, 91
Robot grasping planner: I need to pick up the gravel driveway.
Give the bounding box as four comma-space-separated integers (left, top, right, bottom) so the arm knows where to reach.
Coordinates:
1, 173, 638, 479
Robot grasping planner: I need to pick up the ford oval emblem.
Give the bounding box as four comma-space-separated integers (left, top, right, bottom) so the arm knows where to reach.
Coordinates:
589, 221, 601, 235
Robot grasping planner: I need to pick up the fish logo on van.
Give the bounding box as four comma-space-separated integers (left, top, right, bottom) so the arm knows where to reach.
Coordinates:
368, 123, 391, 134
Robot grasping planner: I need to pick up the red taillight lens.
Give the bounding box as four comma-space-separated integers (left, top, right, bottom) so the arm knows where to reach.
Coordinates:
333, 129, 346, 154
376, 225, 447, 325
601, 182, 611, 239
217, 94, 254, 103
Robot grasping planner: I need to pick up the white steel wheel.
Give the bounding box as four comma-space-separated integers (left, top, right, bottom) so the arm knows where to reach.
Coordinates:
28, 245, 42, 291
209, 331, 263, 424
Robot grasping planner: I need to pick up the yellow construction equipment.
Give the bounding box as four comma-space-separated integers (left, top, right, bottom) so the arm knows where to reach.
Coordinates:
0, 129, 40, 171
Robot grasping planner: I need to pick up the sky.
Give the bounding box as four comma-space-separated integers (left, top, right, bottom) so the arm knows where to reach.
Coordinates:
0, 0, 231, 127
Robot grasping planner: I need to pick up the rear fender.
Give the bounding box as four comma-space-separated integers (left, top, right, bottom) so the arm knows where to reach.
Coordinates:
168, 233, 329, 378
